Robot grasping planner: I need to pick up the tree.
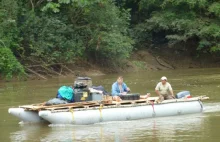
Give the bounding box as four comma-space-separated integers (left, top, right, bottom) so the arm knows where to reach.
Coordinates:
133, 0, 220, 55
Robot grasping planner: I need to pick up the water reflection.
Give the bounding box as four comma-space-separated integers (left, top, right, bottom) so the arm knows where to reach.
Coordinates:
10, 124, 48, 142
10, 114, 205, 142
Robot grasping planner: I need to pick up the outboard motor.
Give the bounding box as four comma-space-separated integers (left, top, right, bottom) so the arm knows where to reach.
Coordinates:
74, 77, 92, 88
73, 77, 105, 102
176, 91, 191, 99
74, 82, 88, 89
74, 77, 91, 102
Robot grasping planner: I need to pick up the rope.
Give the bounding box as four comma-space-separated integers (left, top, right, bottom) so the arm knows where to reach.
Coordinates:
69, 108, 74, 121
151, 101, 156, 115
99, 104, 103, 119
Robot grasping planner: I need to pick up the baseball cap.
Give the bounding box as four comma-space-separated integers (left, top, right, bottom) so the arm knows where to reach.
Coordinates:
161, 76, 167, 81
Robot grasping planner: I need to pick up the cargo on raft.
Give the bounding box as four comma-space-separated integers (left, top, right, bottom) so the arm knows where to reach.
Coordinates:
8, 95, 209, 125
8, 76, 209, 125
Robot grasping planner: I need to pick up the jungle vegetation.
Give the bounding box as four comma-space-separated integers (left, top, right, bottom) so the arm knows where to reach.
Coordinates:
0, 0, 219, 79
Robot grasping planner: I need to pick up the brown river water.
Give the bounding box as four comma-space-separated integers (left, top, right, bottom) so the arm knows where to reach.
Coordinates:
1, 68, 220, 142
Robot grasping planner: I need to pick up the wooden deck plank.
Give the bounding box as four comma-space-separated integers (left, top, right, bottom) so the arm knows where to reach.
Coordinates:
19, 101, 101, 110
18, 96, 209, 111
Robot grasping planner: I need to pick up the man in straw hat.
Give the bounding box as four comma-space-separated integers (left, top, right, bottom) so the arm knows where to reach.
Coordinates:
155, 76, 175, 101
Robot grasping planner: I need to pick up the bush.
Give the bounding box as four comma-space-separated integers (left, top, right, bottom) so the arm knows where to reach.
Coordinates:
81, 1, 134, 64
133, 0, 220, 54
0, 47, 25, 79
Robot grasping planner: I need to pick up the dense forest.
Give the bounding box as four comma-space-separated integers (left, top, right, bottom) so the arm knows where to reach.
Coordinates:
0, 0, 219, 79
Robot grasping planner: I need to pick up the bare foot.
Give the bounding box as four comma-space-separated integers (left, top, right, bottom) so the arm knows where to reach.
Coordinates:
113, 96, 122, 102
140, 93, 151, 99
144, 93, 151, 99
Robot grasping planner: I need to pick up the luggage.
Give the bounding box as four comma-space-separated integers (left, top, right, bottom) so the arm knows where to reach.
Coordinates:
119, 93, 140, 100
45, 98, 68, 106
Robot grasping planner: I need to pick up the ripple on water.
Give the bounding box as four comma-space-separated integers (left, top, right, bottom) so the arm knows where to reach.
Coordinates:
203, 102, 220, 113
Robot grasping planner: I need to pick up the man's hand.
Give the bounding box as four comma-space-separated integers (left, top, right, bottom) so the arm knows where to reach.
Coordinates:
170, 90, 175, 98
126, 87, 130, 92
155, 90, 160, 96
121, 92, 127, 95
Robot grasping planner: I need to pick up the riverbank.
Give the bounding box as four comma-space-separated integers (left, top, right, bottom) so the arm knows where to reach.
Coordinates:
1, 49, 220, 81
20, 50, 180, 80
31, 49, 220, 79
129, 49, 220, 71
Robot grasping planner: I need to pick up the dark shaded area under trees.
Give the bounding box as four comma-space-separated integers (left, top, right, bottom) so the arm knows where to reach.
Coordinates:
0, 0, 219, 80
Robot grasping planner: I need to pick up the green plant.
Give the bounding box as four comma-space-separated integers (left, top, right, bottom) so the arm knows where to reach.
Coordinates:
0, 47, 25, 80
132, 0, 220, 55
132, 61, 147, 69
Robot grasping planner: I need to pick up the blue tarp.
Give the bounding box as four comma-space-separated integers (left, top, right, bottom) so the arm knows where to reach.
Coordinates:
57, 86, 74, 102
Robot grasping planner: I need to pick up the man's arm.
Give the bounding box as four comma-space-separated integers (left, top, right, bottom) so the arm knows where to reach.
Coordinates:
155, 90, 160, 96
168, 83, 175, 98
155, 83, 161, 96
123, 83, 130, 92
111, 83, 119, 96
169, 89, 175, 98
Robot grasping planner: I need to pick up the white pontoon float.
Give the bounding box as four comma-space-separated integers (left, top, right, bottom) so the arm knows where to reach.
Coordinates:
8, 96, 209, 125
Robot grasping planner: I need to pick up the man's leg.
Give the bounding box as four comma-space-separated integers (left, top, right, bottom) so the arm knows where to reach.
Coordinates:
112, 96, 122, 102
165, 94, 175, 100
159, 95, 165, 102
140, 93, 151, 99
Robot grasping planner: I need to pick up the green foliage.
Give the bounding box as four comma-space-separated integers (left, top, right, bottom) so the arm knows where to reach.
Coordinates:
94, 32, 133, 60
39, 0, 134, 64
210, 45, 220, 53
20, 12, 84, 63
208, 2, 220, 17
1, 0, 220, 80
134, 0, 220, 54
0, 0, 133, 73
81, 1, 134, 62
0, 47, 25, 79
58, 0, 105, 6
0, 0, 20, 50
198, 24, 220, 52
41, 2, 60, 13
132, 61, 147, 69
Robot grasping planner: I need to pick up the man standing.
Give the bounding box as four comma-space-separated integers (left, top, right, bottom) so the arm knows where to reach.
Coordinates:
155, 76, 175, 101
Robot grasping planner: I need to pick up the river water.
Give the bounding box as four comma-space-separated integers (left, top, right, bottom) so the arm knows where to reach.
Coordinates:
1, 68, 220, 142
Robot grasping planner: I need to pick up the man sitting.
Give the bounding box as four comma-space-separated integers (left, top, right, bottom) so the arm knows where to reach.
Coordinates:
155, 76, 175, 101
112, 76, 150, 101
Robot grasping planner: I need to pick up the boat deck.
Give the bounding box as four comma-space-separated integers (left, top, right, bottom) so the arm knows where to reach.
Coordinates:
18, 96, 209, 111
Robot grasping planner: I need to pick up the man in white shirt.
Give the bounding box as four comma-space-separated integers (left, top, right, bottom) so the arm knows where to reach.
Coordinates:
155, 76, 175, 101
